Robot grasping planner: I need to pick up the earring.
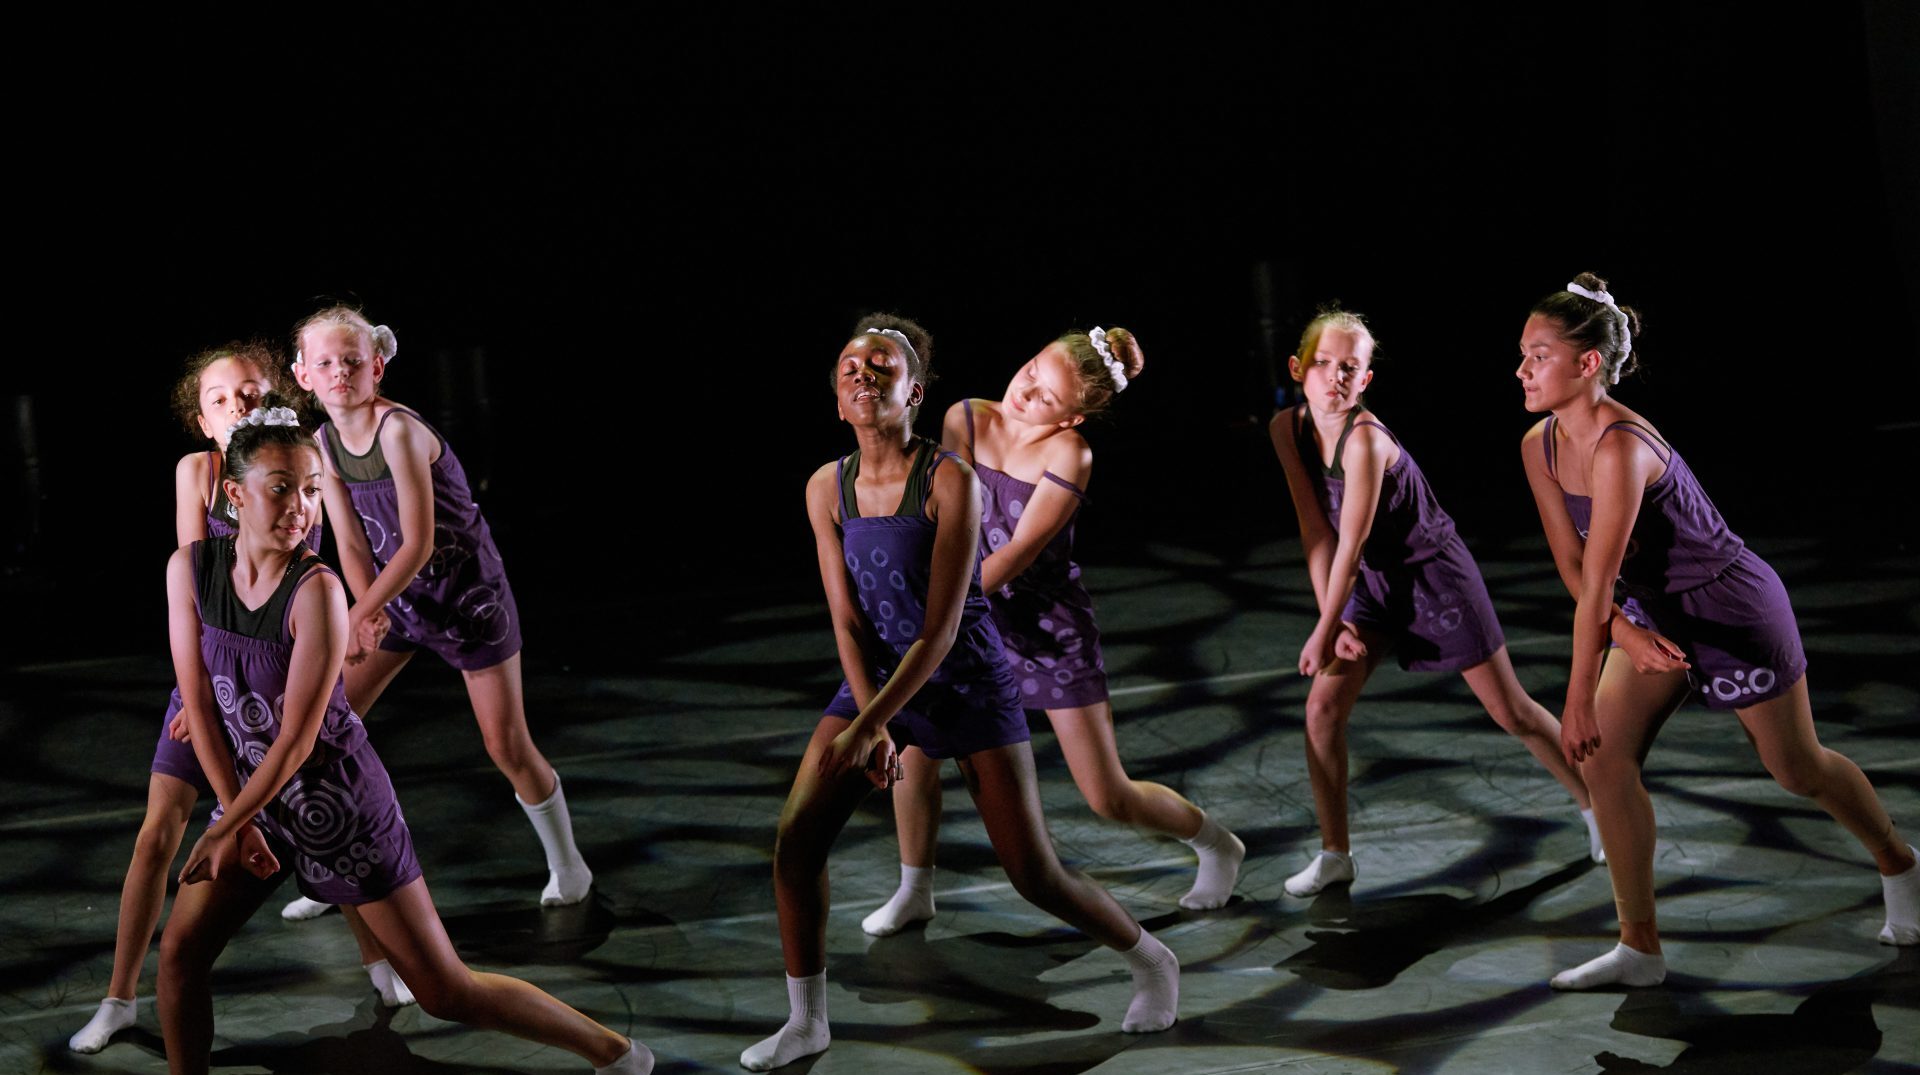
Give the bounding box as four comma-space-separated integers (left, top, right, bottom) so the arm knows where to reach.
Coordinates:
225, 501, 239, 520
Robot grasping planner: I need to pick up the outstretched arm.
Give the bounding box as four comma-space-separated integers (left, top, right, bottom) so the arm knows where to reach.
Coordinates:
978, 437, 1088, 595
1270, 411, 1338, 613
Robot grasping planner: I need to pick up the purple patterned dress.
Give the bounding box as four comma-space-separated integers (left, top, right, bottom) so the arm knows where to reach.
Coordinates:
152, 452, 324, 792
318, 407, 522, 671
1545, 416, 1804, 709
963, 401, 1109, 708
191, 537, 421, 903
1294, 404, 1505, 672
822, 439, 1030, 760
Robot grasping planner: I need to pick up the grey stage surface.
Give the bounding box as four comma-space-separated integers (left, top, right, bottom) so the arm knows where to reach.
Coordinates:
5, 535, 1916, 1073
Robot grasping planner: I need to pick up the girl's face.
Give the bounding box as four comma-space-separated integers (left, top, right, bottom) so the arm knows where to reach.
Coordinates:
295, 325, 383, 409
1002, 342, 1084, 429
1290, 327, 1374, 413
836, 333, 922, 426
196, 357, 270, 450
225, 444, 323, 552
1514, 313, 1598, 412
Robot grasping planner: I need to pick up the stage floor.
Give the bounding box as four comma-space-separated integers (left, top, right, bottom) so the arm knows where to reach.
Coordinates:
6, 534, 1916, 1074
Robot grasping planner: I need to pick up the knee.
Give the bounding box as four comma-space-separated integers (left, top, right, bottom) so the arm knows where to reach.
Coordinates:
1764, 753, 1827, 799
133, 815, 188, 862
1082, 782, 1135, 825
409, 968, 476, 1023
1002, 852, 1070, 907
772, 823, 824, 887
1580, 751, 1642, 792
1303, 698, 1348, 741
157, 929, 212, 990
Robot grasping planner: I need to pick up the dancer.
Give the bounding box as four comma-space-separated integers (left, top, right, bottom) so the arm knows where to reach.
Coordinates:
863, 327, 1242, 938
741, 317, 1178, 1071
1516, 273, 1918, 989
156, 406, 650, 1074
68, 348, 389, 1056
282, 306, 590, 918
1270, 308, 1599, 898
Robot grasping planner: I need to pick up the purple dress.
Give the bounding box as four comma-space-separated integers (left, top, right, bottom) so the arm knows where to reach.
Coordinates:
318, 407, 523, 671
964, 402, 1109, 708
1544, 417, 1804, 709
1294, 405, 1504, 672
822, 439, 1030, 760
151, 453, 325, 793
191, 537, 421, 903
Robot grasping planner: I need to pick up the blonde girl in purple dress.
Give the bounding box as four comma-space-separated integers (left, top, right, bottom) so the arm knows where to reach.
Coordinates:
864, 327, 1244, 938
1271, 308, 1600, 899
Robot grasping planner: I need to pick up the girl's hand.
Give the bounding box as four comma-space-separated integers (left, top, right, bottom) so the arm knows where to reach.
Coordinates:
819, 720, 899, 790
346, 607, 390, 665
181, 823, 279, 885
1332, 624, 1369, 663
1612, 618, 1690, 675
169, 710, 192, 742
1561, 700, 1603, 767
1299, 625, 1334, 677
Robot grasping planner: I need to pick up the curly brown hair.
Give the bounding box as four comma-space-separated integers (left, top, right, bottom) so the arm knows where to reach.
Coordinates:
169, 340, 285, 438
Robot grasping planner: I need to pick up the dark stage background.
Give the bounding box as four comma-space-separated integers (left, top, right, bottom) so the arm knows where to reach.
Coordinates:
8, 5, 1916, 666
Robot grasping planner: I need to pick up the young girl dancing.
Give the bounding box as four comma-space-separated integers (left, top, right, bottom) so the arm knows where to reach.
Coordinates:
283, 306, 590, 916
157, 407, 650, 1074
863, 327, 1243, 937
1517, 273, 1918, 989
1269, 308, 1600, 898
68, 347, 399, 1055
741, 316, 1179, 1071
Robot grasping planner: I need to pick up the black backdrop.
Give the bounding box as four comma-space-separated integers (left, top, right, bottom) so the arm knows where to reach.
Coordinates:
10, 5, 1916, 663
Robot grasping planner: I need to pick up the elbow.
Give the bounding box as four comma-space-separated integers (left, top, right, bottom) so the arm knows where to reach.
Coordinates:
920, 623, 961, 661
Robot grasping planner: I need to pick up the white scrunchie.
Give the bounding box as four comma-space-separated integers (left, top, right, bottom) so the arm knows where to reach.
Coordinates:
861, 327, 919, 364
1565, 282, 1631, 384
1088, 327, 1128, 392
293, 323, 399, 370
230, 406, 301, 431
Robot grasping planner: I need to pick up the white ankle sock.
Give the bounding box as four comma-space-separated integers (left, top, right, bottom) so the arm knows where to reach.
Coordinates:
1178, 813, 1245, 910
365, 959, 417, 1008
1283, 850, 1355, 897
740, 972, 829, 1071
1118, 930, 1179, 1033
517, 772, 593, 906
1880, 846, 1920, 946
596, 1038, 655, 1075
1581, 808, 1607, 864
69, 997, 135, 1053
280, 895, 335, 921
1550, 942, 1666, 990
861, 864, 936, 936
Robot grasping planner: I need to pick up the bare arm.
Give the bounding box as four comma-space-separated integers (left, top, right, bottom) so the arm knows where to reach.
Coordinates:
977, 438, 1088, 595
1297, 425, 1387, 674
1519, 422, 1590, 601
807, 464, 882, 710
1269, 410, 1337, 612
170, 547, 243, 809
175, 453, 211, 547
1560, 429, 1661, 762
345, 413, 437, 618
319, 452, 377, 601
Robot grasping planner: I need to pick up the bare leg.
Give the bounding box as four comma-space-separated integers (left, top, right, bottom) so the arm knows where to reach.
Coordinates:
1459, 647, 1592, 808
743, 718, 874, 1070
1551, 652, 1688, 989
70, 774, 197, 1053
463, 654, 557, 804
959, 742, 1177, 1032
862, 746, 942, 936
342, 905, 416, 1007
1734, 676, 1913, 873
1051, 702, 1203, 836
341, 646, 414, 718
351, 878, 634, 1067
108, 774, 197, 999
156, 860, 283, 1075
1299, 632, 1385, 855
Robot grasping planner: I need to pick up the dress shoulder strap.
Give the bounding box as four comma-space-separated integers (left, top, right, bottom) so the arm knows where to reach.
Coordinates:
1601, 420, 1673, 465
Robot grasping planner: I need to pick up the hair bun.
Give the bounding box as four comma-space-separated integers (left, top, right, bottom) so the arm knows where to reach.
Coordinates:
1570, 271, 1611, 294
1103, 326, 1146, 380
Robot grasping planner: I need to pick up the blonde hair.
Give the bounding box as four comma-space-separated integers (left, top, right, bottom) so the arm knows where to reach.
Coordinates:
1292, 307, 1377, 380
293, 304, 391, 360
1057, 326, 1145, 416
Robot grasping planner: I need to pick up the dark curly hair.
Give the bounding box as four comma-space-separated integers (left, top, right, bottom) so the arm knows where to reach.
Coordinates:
1530, 271, 1643, 384
169, 340, 285, 438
